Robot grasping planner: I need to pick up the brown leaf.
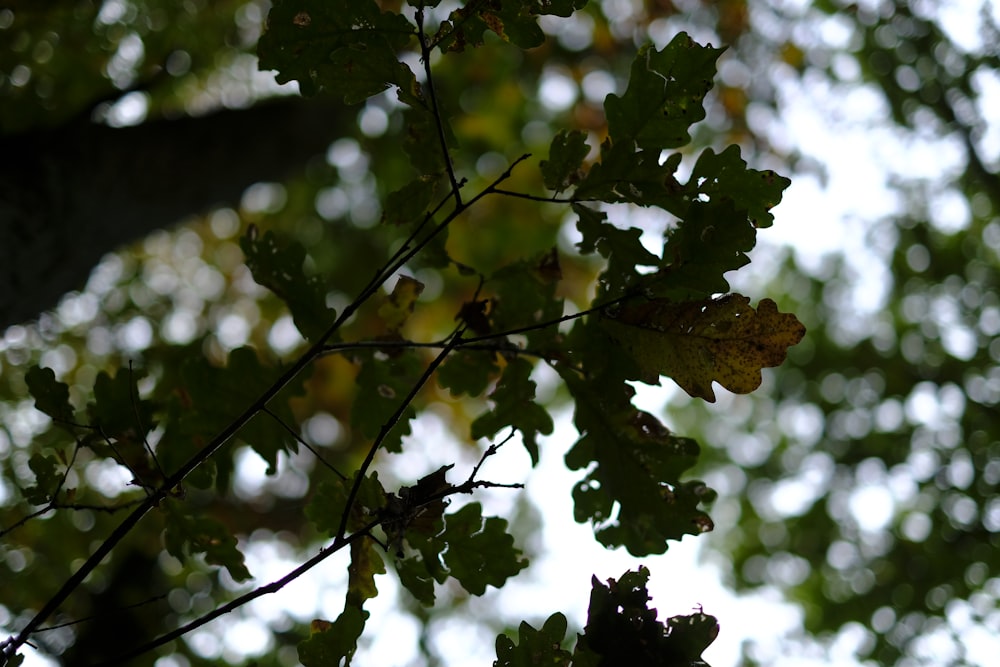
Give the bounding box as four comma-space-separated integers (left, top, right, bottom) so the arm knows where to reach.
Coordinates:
602, 294, 805, 402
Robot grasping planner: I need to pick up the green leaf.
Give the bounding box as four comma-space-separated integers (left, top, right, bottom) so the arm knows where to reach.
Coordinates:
605, 34, 724, 150
163, 499, 252, 581
436, 0, 588, 52
22, 453, 61, 505
541, 130, 589, 192
654, 198, 757, 300
163, 347, 302, 485
298, 607, 369, 667
574, 203, 657, 297
578, 567, 718, 666
437, 349, 500, 397
560, 373, 714, 555
687, 145, 791, 228
488, 248, 564, 349
89, 367, 155, 442
25, 366, 73, 424
377, 275, 425, 335
494, 613, 572, 667
471, 357, 553, 465
241, 227, 336, 343
347, 538, 386, 607
395, 556, 437, 605
403, 106, 454, 178
441, 502, 527, 595
306, 472, 387, 536
351, 351, 422, 453
258, 0, 415, 100
575, 143, 687, 212
600, 294, 807, 402
382, 178, 438, 226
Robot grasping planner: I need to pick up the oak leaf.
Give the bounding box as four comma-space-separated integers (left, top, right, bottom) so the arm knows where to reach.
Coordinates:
602, 294, 805, 402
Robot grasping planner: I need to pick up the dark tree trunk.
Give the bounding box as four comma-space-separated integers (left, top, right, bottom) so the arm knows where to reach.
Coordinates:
0, 96, 350, 331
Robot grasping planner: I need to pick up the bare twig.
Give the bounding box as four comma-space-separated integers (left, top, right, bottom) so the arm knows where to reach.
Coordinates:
261, 405, 347, 480
336, 328, 467, 542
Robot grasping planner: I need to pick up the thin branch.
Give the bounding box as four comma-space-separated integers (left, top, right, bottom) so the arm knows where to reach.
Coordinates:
260, 405, 346, 480
129, 361, 166, 481
88, 523, 378, 667
467, 429, 517, 482
490, 187, 577, 204
0, 496, 143, 542
36, 593, 170, 633
416, 8, 463, 206
2, 145, 532, 664
336, 328, 467, 542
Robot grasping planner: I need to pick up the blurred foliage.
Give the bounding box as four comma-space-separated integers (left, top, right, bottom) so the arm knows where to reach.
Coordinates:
1, 0, 998, 666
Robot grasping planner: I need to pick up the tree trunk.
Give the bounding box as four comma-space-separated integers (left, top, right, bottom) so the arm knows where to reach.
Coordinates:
0, 96, 350, 331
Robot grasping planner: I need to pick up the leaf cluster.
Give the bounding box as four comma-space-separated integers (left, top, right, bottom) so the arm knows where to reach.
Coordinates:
1, 2, 804, 666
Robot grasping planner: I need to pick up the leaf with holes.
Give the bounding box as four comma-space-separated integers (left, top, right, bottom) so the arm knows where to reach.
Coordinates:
241, 227, 336, 342
560, 374, 715, 555
602, 294, 806, 402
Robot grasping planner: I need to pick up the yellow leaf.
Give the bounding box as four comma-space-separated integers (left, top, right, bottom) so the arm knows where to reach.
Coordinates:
378, 275, 425, 334
602, 294, 805, 402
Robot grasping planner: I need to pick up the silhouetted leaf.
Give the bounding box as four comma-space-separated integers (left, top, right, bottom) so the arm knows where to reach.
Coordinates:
25, 366, 73, 424
241, 227, 336, 342
494, 613, 572, 667
561, 375, 714, 555
578, 567, 718, 666
441, 502, 527, 595
163, 499, 251, 581
471, 357, 553, 465
605, 34, 724, 150
351, 351, 422, 452
377, 275, 425, 335
687, 145, 790, 229
306, 471, 387, 536
258, 0, 415, 100
21, 453, 60, 505
437, 349, 500, 397
541, 130, 589, 192
574, 203, 658, 297
299, 607, 368, 667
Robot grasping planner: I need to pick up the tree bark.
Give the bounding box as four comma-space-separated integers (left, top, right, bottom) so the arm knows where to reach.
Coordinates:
0, 96, 351, 331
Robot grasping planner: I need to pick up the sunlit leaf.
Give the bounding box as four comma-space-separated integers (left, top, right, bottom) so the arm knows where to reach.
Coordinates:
602, 294, 806, 402
377, 275, 425, 334
347, 538, 386, 607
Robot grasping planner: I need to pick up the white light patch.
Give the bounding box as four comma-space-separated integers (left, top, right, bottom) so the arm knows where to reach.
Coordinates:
539, 70, 578, 112
848, 484, 894, 532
